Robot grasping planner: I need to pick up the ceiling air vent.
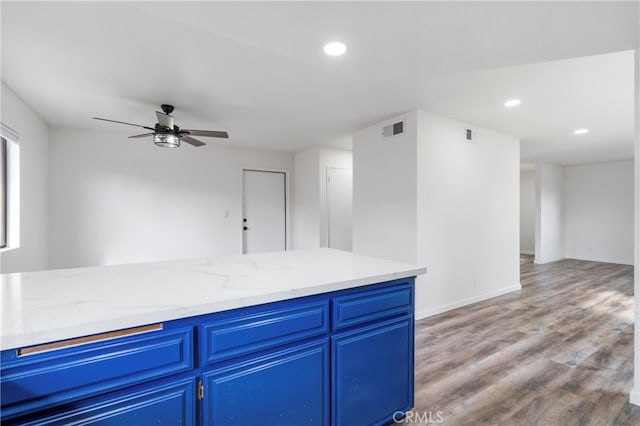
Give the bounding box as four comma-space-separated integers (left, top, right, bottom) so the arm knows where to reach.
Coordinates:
382, 120, 404, 138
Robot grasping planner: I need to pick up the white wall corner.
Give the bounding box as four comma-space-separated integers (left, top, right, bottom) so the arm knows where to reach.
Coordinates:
352, 110, 418, 263
0, 82, 49, 273
520, 170, 536, 255
292, 147, 321, 250
293, 146, 353, 251
631, 47, 640, 407
414, 111, 519, 318
534, 163, 566, 264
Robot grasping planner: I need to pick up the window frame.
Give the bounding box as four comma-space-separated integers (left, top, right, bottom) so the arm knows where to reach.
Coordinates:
0, 122, 20, 253
0, 136, 7, 249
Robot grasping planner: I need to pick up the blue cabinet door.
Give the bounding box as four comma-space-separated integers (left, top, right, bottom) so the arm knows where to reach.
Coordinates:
332, 316, 414, 426
11, 378, 196, 426
203, 340, 329, 426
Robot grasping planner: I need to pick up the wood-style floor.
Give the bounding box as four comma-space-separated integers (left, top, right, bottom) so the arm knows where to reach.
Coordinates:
411, 255, 639, 425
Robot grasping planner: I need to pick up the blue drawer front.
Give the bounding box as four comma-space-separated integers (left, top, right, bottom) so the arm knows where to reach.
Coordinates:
332, 316, 414, 426
332, 282, 413, 330
1, 327, 193, 417
204, 340, 329, 426
13, 378, 196, 426
202, 301, 329, 364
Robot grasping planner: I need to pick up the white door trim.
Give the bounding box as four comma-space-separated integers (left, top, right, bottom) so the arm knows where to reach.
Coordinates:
240, 167, 291, 253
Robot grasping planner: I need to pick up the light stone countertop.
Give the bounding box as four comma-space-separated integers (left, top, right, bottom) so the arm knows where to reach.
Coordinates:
1, 248, 426, 351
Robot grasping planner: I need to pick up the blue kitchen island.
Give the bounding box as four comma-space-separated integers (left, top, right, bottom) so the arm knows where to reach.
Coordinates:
0, 248, 425, 425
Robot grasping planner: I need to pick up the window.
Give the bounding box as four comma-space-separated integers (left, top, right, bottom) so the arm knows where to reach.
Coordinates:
0, 137, 7, 249
0, 122, 19, 251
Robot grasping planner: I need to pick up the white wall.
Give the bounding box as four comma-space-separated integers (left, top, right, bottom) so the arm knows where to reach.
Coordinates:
520, 170, 536, 254
0, 82, 49, 273
564, 160, 634, 264
48, 127, 293, 269
416, 111, 520, 317
293, 146, 352, 250
535, 163, 565, 264
353, 111, 417, 264
293, 148, 320, 249
532, 160, 633, 265
353, 110, 520, 318
326, 167, 353, 251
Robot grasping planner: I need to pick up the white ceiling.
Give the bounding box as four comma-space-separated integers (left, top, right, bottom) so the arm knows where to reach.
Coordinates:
1, 1, 638, 165
426, 50, 635, 165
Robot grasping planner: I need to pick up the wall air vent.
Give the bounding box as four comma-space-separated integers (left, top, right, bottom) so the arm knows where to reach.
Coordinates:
465, 128, 476, 143
382, 120, 405, 138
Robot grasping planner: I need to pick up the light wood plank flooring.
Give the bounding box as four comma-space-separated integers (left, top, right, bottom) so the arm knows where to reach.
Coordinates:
411, 255, 639, 425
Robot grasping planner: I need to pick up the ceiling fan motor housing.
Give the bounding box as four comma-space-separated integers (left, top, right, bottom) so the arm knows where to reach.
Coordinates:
154, 123, 180, 133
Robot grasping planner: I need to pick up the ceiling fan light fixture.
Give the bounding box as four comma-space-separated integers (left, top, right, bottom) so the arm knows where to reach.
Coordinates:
154, 133, 180, 148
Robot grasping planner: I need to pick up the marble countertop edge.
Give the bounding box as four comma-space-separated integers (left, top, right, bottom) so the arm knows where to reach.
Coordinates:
1, 251, 425, 351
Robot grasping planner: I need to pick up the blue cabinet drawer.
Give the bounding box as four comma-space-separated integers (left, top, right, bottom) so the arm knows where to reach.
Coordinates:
11, 377, 196, 426
332, 282, 413, 330
1, 325, 194, 418
201, 301, 329, 364
203, 340, 329, 426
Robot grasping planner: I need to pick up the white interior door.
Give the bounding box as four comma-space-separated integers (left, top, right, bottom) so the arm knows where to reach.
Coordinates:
327, 167, 353, 251
242, 169, 286, 254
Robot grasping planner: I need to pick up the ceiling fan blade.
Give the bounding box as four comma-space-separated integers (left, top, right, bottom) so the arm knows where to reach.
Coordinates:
181, 135, 206, 147
128, 133, 154, 139
93, 117, 155, 130
156, 111, 174, 130
180, 130, 229, 139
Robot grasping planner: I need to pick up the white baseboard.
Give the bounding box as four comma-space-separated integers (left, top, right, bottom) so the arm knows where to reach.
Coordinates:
565, 256, 634, 266
520, 250, 534, 255
533, 256, 564, 264
415, 284, 522, 320
535, 255, 634, 266
630, 388, 640, 406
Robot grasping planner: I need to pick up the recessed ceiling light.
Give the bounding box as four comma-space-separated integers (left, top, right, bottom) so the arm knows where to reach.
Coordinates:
324, 41, 347, 56
573, 128, 589, 135
504, 99, 521, 107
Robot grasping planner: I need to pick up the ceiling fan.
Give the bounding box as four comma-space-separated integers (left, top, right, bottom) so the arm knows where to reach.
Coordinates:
92, 104, 229, 148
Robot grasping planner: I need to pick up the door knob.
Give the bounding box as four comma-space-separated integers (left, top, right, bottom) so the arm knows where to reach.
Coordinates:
243, 226, 248, 231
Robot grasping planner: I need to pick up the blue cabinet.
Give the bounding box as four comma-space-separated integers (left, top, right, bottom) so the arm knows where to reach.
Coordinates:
332, 317, 414, 426
13, 378, 196, 426
332, 283, 413, 330
203, 340, 329, 426
201, 301, 329, 364
1, 278, 415, 425
1, 326, 194, 418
